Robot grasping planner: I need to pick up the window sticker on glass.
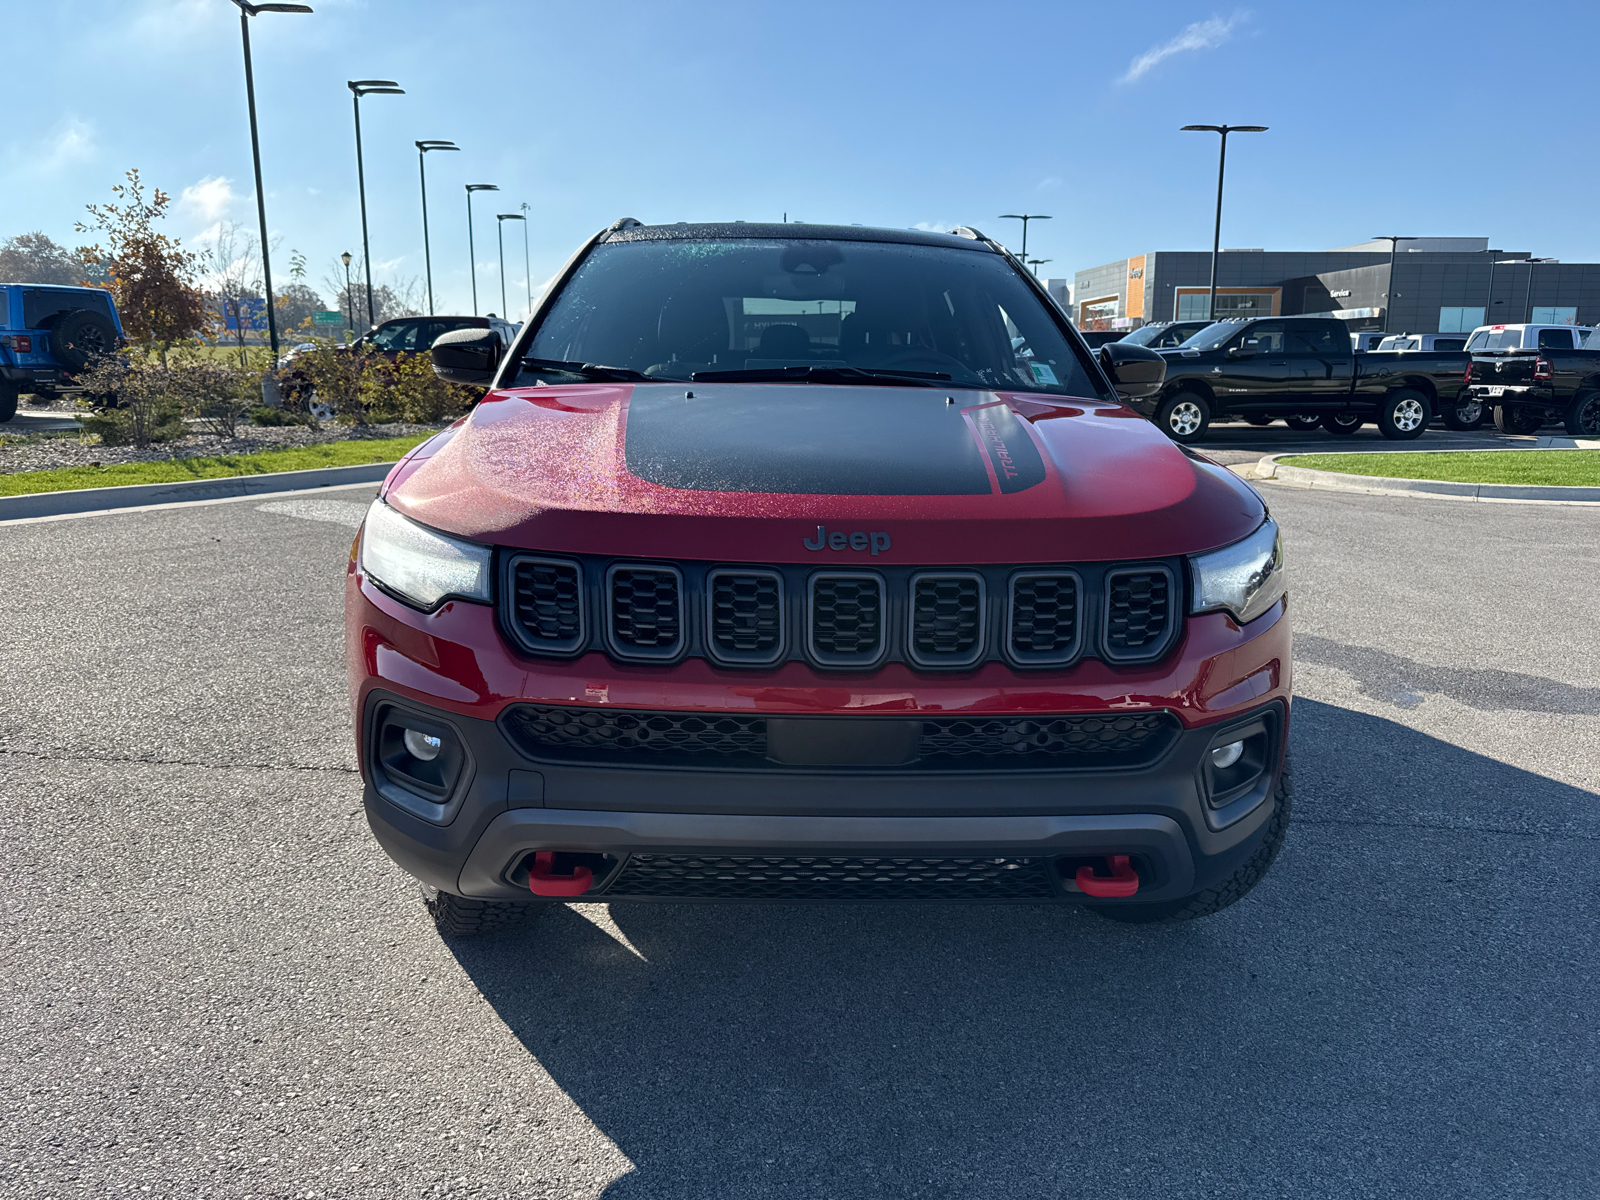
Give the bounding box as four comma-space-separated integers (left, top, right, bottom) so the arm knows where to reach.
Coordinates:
1029, 363, 1059, 385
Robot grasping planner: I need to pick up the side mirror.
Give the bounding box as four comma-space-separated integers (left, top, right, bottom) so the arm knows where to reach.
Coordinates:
1098, 342, 1165, 400
431, 327, 503, 386
1226, 345, 1256, 360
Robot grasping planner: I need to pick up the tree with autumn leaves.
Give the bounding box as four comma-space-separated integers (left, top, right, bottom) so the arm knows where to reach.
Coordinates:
76, 169, 210, 363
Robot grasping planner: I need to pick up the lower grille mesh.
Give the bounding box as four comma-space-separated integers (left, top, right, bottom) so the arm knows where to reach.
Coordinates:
606, 855, 1055, 899
920, 712, 1176, 762
503, 704, 765, 762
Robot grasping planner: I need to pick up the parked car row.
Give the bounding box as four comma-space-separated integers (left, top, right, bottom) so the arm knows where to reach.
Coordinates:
0, 283, 125, 421
1465, 323, 1600, 436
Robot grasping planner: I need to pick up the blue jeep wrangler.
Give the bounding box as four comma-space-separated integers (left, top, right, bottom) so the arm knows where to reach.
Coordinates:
0, 283, 125, 422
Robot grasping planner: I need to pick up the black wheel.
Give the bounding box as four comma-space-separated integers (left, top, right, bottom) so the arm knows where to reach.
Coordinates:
1321, 412, 1362, 435
1439, 394, 1487, 431
1245, 415, 1273, 427
1089, 761, 1292, 924
422, 884, 550, 938
0, 382, 17, 423
1493, 403, 1543, 435
51, 309, 118, 374
1376, 388, 1430, 439
1563, 389, 1600, 437
1283, 414, 1322, 431
1154, 390, 1211, 443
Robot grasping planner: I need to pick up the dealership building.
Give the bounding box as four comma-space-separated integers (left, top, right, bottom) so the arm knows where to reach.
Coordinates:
1071, 238, 1600, 334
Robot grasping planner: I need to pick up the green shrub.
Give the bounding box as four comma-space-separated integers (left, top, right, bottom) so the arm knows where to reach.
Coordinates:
248, 404, 298, 426
361, 351, 478, 424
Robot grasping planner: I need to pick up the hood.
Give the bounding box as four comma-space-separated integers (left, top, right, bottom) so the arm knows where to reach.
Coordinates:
384, 383, 1264, 564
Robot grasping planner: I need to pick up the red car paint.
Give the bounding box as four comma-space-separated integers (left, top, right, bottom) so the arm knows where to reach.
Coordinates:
379, 384, 1265, 565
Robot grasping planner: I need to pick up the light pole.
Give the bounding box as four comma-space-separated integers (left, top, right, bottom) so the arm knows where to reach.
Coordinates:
464, 184, 498, 316
998, 214, 1051, 266
1180, 125, 1267, 322
518, 202, 532, 317
1483, 248, 1502, 326
340, 251, 353, 341
1371, 235, 1417, 333
496, 213, 525, 318
231, 1, 312, 359
1027, 257, 1051, 278
348, 79, 405, 330
415, 140, 459, 316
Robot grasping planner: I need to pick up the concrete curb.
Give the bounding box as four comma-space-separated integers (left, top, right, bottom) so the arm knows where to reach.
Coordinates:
1250, 452, 1600, 505
0, 461, 395, 523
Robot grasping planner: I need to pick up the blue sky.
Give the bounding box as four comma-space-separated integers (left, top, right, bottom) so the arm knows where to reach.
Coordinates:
9, 0, 1599, 318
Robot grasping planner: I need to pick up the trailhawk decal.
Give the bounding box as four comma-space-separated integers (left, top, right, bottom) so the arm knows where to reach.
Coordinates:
622, 384, 1045, 497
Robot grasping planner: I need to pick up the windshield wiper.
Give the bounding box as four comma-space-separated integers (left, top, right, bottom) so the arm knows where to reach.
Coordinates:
689, 364, 952, 386
519, 356, 651, 382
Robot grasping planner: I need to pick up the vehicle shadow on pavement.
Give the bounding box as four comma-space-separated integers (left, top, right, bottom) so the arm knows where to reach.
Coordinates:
448, 697, 1597, 1200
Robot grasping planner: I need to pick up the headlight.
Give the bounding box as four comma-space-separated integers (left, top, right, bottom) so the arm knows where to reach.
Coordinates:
359, 500, 491, 610
1189, 518, 1286, 625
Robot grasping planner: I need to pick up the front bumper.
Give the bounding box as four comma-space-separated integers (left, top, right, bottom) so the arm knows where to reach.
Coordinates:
347, 566, 1291, 905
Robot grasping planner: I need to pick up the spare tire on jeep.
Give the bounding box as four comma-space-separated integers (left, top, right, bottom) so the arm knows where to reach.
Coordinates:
52, 309, 117, 373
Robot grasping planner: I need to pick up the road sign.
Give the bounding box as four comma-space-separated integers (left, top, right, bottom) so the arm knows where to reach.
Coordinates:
221, 297, 267, 332
313, 310, 344, 325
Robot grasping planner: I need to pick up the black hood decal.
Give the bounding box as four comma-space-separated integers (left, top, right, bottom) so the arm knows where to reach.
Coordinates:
623, 385, 1046, 496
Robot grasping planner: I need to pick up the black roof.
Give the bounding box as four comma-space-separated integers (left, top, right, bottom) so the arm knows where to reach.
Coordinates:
599, 221, 995, 252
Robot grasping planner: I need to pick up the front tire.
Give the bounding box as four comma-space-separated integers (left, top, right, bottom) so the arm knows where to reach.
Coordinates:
1440, 394, 1487, 431
1564, 389, 1600, 437
422, 884, 549, 938
1090, 761, 1292, 924
1283, 414, 1322, 431
1321, 412, 1362, 435
1377, 388, 1430, 439
1493, 403, 1544, 434
1154, 391, 1211, 443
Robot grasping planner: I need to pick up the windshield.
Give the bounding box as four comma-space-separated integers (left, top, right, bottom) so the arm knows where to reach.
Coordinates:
1176, 321, 1245, 351
523, 237, 1107, 397
1121, 322, 1202, 349
1584, 327, 1600, 350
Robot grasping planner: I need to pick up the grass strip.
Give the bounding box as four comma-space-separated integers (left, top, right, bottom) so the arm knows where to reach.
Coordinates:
0, 434, 431, 497
1281, 449, 1600, 487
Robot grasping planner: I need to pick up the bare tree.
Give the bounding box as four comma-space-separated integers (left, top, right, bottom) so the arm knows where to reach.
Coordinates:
212, 220, 263, 365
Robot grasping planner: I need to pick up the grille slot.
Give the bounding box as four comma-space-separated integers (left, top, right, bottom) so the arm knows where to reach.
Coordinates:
808, 573, 885, 668
1008, 572, 1081, 666
908, 572, 985, 668
1104, 566, 1174, 662
920, 712, 1177, 765
505, 556, 585, 655
605, 855, 1055, 900
706, 569, 785, 666
503, 704, 766, 763
606, 564, 684, 661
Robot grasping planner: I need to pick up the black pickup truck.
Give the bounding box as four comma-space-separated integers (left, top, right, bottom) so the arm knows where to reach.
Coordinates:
1464, 324, 1600, 436
1135, 316, 1475, 443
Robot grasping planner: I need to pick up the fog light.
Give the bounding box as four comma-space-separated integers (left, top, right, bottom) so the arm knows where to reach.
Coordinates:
403, 729, 442, 761
1210, 740, 1244, 769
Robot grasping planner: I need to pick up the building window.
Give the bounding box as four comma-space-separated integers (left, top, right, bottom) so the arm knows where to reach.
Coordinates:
1530, 306, 1578, 325
1175, 291, 1276, 321
1078, 297, 1120, 330
1438, 307, 1485, 332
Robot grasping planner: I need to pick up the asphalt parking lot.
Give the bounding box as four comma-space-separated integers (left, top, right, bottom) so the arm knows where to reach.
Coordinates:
3, 469, 1597, 1198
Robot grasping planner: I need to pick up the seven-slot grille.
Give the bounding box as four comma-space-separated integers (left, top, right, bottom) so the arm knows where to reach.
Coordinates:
707, 569, 785, 665
606, 564, 684, 660
908, 572, 985, 667
808, 573, 885, 667
1007, 572, 1081, 665
501, 555, 1185, 669
1103, 566, 1174, 661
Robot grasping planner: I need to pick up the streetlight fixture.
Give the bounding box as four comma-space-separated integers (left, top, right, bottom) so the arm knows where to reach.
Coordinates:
1371, 235, 1417, 333
1181, 124, 1268, 321
497, 213, 526, 319
1523, 257, 1558, 323
415, 140, 459, 316
340, 251, 353, 341
230, 0, 313, 359
998, 214, 1051, 266
464, 184, 499, 316
348, 79, 405, 330
1482, 248, 1503, 326
1027, 257, 1051, 278
518, 201, 533, 317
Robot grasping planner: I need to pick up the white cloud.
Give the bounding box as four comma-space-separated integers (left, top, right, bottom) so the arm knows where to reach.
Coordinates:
1121, 12, 1248, 83
913, 221, 955, 233
13, 117, 97, 177
179, 176, 237, 224
1035, 176, 1063, 193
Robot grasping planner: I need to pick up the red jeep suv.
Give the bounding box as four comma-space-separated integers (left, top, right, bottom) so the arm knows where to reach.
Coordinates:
345, 221, 1291, 935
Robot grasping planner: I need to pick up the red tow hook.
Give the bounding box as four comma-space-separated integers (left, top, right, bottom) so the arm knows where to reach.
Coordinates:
527, 851, 593, 897
1076, 855, 1140, 898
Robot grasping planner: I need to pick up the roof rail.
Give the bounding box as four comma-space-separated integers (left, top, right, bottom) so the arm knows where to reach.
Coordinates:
949, 226, 990, 243
603, 217, 644, 237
